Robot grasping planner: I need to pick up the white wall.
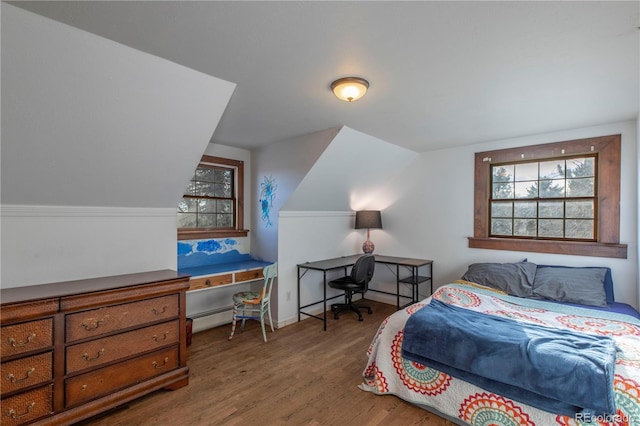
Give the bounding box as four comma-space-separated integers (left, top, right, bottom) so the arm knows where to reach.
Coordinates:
251, 127, 339, 263
1, 4, 234, 287
272, 127, 418, 326
382, 120, 638, 309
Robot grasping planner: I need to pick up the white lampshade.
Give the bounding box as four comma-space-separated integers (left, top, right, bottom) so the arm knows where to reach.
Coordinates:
331, 77, 369, 102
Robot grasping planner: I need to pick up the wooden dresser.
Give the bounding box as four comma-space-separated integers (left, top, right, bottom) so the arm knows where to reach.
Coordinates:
0, 270, 190, 425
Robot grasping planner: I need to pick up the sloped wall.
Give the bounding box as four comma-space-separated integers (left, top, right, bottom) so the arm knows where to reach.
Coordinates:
268, 126, 418, 325
1, 4, 235, 287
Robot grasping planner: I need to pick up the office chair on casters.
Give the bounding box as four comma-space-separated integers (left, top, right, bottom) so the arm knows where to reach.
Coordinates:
229, 262, 277, 342
329, 255, 375, 321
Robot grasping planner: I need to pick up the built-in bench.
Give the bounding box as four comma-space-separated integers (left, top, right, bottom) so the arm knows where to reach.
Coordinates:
178, 248, 272, 322
180, 259, 272, 292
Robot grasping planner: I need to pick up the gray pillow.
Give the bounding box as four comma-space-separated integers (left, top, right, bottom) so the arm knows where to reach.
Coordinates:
532, 267, 607, 307
461, 261, 536, 297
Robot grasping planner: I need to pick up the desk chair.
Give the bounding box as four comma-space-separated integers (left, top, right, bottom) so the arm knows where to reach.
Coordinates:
229, 262, 277, 342
329, 255, 375, 321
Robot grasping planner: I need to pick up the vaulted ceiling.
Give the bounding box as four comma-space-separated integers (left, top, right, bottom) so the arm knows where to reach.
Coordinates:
11, 1, 639, 153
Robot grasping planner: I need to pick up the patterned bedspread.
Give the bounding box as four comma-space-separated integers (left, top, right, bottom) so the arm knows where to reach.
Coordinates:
360, 282, 640, 426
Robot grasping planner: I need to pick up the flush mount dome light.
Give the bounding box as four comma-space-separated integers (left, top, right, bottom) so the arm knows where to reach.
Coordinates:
331, 77, 369, 102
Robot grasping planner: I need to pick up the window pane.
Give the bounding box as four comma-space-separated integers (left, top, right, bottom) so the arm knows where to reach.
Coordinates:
539, 179, 565, 198
177, 213, 197, 228
539, 160, 564, 179
565, 200, 594, 219
515, 163, 538, 181
566, 157, 594, 178
198, 199, 216, 213
493, 183, 514, 199
198, 214, 217, 228
217, 213, 233, 228
214, 182, 231, 197
492, 165, 514, 183
514, 201, 536, 218
195, 168, 215, 183
514, 219, 536, 236
218, 199, 231, 213
539, 219, 564, 237
491, 201, 513, 217
539, 201, 563, 218
565, 219, 594, 239
514, 181, 537, 198
177, 199, 198, 213
491, 219, 512, 236
567, 177, 594, 197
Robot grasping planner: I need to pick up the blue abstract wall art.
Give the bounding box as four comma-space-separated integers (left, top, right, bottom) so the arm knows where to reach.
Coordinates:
178, 238, 251, 269
260, 175, 277, 227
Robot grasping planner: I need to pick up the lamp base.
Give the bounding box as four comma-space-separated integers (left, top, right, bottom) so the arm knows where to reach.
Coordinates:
362, 239, 375, 254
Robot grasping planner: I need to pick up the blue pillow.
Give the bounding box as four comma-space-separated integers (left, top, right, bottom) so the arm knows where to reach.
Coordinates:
533, 266, 610, 307
536, 265, 614, 304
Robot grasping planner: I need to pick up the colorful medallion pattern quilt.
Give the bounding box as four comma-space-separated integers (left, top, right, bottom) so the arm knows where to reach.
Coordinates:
360, 282, 640, 426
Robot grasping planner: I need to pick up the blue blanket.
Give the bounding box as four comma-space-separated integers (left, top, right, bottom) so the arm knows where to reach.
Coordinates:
401, 299, 617, 416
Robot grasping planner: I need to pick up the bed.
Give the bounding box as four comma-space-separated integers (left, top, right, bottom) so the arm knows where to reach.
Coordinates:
360, 262, 640, 425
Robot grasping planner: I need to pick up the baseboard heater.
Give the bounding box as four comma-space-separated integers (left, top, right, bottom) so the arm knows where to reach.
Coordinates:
189, 305, 234, 319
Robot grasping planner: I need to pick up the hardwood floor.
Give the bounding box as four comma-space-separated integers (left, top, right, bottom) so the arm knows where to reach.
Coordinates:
77, 300, 457, 426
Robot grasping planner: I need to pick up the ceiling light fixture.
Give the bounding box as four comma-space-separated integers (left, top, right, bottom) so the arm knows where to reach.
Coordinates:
331, 77, 369, 102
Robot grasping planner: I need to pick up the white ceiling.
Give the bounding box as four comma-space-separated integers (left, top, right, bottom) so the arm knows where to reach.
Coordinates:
12, 1, 639, 153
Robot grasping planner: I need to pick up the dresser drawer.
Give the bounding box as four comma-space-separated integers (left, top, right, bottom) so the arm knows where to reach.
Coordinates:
65, 294, 179, 342
65, 346, 179, 407
1, 352, 53, 396
66, 320, 180, 374
1, 385, 53, 426
235, 269, 264, 282
1, 319, 53, 359
189, 274, 233, 291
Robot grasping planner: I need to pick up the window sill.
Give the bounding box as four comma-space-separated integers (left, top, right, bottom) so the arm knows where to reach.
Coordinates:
468, 237, 627, 259
178, 229, 249, 241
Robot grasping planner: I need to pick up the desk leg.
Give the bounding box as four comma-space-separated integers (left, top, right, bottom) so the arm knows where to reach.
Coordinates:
323, 271, 327, 331
413, 266, 418, 303
396, 264, 400, 310
297, 266, 301, 323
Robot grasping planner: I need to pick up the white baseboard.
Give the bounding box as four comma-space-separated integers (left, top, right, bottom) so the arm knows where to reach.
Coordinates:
191, 295, 397, 333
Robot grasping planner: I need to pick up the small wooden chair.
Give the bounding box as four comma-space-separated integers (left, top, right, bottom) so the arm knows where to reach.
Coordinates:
228, 262, 277, 342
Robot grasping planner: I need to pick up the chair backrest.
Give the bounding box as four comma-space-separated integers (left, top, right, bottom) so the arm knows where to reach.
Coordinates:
350, 255, 375, 290
260, 262, 277, 306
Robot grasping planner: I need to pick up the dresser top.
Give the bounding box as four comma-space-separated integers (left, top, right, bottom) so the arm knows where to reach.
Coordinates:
1, 269, 189, 305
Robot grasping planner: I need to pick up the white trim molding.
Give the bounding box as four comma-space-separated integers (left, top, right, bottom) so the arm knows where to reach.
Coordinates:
279, 210, 354, 218
0, 204, 177, 218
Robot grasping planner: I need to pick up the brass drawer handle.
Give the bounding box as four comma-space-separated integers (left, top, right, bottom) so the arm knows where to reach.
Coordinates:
6, 368, 35, 383
7, 333, 36, 348
82, 348, 105, 362
152, 332, 170, 342
7, 402, 36, 420
152, 306, 168, 315
152, 357, 169, 369
80, 318, 104, 331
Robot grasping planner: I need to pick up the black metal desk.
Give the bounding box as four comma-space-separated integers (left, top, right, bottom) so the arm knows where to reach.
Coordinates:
297, 254, 433, 330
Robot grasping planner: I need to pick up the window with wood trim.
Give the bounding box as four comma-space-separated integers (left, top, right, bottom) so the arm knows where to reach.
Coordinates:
177, 155, 247, 240
469, 134, 627, 258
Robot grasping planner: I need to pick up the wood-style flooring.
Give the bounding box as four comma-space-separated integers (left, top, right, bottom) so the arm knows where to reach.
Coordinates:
77, 300, 457, 426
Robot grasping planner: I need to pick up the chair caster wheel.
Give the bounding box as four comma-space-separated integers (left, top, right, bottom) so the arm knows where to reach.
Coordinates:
358, 316, 363, 322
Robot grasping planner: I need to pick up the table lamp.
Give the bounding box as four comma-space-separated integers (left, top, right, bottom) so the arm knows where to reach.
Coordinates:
355, 210, 382, 254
